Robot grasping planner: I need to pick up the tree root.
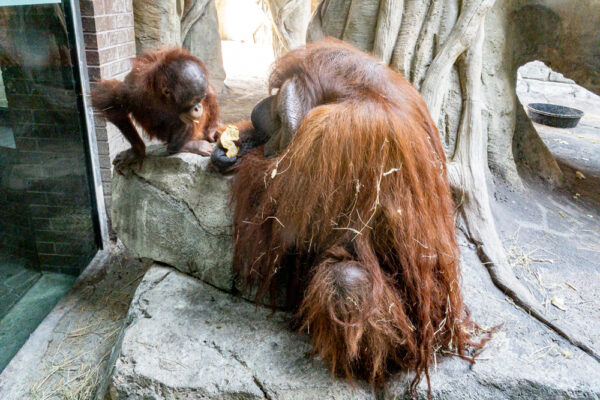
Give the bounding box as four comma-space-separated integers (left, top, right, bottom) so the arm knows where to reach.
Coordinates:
181, 0, 210, 43
420, 0, 496, 121
411, 0, 443, 88
390, 0, 430, 76
373, 0, 404, 63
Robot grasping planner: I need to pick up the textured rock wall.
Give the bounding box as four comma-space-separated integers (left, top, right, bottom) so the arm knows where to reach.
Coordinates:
108, 147, 600, 399
111, 146, 234, 291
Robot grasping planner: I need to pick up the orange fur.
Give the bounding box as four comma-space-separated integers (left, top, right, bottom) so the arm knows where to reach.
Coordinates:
231, 40, 477, 395
92, 48, 219, 157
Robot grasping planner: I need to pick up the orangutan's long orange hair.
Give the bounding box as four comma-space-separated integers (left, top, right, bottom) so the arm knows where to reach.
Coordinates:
231, 40, 478, 395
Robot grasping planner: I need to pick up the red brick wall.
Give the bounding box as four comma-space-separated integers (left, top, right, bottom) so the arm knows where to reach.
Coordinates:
80, 0, 136, 218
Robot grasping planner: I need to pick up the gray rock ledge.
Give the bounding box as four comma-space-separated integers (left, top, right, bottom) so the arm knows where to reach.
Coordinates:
108, 149, 600, 399
112, 146, 234, 291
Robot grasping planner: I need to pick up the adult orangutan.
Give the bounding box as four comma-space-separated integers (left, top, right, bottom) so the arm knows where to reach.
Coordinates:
213, 40, 481, 394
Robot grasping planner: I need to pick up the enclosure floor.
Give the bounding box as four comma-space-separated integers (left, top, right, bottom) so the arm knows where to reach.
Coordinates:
518, 74, 600, 204
0, 272, 75, 373
493, 78, 600, 355
0, 257, 41, 321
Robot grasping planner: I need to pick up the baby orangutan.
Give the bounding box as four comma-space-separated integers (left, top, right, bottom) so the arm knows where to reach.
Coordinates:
92, 48, 219, 173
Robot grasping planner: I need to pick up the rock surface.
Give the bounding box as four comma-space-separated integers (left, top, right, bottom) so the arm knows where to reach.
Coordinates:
111, 146, 234, 292
106, 237, 600, 399
133, 0, 181, 54
107, 265, 372, 400
110, 145, 600, 399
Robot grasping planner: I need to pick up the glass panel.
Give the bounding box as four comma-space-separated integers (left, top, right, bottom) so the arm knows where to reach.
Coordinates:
0, 0, 98, 371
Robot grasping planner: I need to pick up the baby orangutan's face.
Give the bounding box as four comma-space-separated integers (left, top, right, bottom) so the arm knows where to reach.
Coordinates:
161, 59, 208, 125
179, 102, 204, 125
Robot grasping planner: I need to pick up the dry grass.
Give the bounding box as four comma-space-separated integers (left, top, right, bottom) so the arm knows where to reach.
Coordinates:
506, 229, 558, 311
26, 249, 149, 400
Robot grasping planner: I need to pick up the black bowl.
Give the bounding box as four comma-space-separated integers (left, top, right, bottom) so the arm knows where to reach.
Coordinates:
526, 103, 584, 128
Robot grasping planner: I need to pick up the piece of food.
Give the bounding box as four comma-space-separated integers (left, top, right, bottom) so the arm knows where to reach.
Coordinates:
220, 125, 240, 158
551, 296, 567, 311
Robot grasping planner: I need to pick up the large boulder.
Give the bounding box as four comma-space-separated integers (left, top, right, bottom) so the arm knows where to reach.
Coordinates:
106, 265, 372, 400
105, 242, 600, 399
111, 146, 234, 291
109, 150, 600, 399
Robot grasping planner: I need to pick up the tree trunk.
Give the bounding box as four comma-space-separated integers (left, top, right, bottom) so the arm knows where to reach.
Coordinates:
308, 0, 600, 361
262, 0, 311, 58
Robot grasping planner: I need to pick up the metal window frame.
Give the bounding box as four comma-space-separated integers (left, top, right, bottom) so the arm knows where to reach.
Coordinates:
64, 0, 110, 249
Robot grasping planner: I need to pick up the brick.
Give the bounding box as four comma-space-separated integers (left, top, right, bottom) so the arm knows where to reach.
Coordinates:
38, 254, 81, 267
98, 46, 120, 64
46, 192, 88, 206
50, 265, 82, 275
25, 191, 48, 204
100, 58, 132, 79
55, 240, 96, 255
15, 138, 39, 151
81, 16, 97, 33
98, 154, 112, 172
95, 125, 109, 138
29, 204, 65, 218
117, 42, 136, 59
97, 139, 110, 156
100, 167, 111, 183
9, 110, 33, 124
32, 217, 51, 229
102, 180, 111, 194
106, 0, 132, 14
5, 190, 25, 202
126, 27, 135, 43
93, 0, 105, 15
88, 66, 101, 81
107, 29, 132, 47
86, 50, 100, 66
115, 14, 134, 29
80, 0, 95, 16
84, 15, 114, 33
35, 230, 82, 243
87, 32, 109, 49
96, 32, 109, 49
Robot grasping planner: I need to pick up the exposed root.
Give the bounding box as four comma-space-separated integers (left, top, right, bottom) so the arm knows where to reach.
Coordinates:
390, 0, 430, 76
420, 0, 496, 121
373, 0, 404, 63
